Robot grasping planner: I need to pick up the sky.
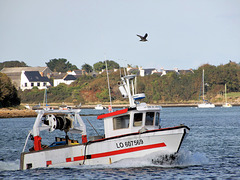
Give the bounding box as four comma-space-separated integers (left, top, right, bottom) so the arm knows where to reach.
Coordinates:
0, 0, 240, 70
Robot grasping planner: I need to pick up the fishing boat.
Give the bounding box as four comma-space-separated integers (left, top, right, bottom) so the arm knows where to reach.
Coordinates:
20, 74, 190, 170
198, 69, 215, 108
94, 104, 104, 110
222, 84, 232, 108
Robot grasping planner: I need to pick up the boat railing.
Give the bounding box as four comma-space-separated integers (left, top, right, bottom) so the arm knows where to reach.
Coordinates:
22, 131, 32, 152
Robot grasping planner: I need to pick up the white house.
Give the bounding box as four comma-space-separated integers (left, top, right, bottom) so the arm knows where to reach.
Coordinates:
1, 66, 52, 90
52, 70, 87, 87
53, 73, 77, 87
20, 71, 51, 91
139, 67, 157, 76
71, 69, 86, 76
160, 68, 194, 76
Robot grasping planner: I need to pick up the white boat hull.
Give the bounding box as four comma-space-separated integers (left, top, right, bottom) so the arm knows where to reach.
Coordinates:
198, 103, 215, 108
95, 107, 104, 110
20, 126, 189, 170
95, 104, 104, 110
222, 103, 232, 108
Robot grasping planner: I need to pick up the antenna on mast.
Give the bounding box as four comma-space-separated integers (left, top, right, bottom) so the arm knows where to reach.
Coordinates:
105, 58, 112, 112
119, 64, 122, 78
43, 88, 47, 107
123, 67, 126, 76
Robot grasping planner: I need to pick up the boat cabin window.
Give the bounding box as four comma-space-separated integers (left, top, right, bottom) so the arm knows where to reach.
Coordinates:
155, 112, 160, 126
113, 115, 130, 130
133, 113, 143, 127
145, 112, 154, 126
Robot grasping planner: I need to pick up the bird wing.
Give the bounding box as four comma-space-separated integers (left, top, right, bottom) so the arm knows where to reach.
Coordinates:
143, 33, 148, 38
137, 34, 143, 38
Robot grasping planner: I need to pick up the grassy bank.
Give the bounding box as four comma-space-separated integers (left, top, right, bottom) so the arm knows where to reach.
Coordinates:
0, 109, 37, 118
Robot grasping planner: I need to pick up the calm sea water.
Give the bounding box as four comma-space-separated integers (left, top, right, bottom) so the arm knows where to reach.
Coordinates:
0, 107, 240, 179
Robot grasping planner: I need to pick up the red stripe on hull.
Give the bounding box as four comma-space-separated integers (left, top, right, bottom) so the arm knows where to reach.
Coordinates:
97, 108, 128, 119
66, 158, 72, 162
74, 156, 84, 161
91, 142, 166, 159
73, 142, 166, 162
46, 160, 52, 166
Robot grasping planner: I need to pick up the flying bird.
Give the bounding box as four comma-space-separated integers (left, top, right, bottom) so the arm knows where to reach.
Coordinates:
137, 33, 148, 42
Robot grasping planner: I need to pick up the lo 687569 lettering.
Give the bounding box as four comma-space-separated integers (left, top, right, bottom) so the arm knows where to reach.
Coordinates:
116, 139, 144, 148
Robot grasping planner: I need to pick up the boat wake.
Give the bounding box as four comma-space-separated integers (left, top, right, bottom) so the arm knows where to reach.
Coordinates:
171, 150, 209, 167
110, 150, 209, 168
61, 150, 209, 170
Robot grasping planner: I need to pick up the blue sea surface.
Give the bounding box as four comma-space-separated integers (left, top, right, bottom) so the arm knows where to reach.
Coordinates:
0, 107, 240, 179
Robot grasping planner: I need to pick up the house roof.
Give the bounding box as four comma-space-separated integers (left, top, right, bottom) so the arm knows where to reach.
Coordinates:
142, 68, 156, 71
142, 68, 156, 75
51, 72, 67, 79
73, 69, 86, 75
64, 74, 77, 81
24, 71, 50, 82
164, 70, 176, 73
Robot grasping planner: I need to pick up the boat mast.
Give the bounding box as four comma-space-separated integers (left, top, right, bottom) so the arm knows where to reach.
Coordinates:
125, 76, 135, 107
43, 88, 47, 107
225, 84, 227, 103
202, 69, 204, 102
105, 60, 112, 111
135, 76, 137, 94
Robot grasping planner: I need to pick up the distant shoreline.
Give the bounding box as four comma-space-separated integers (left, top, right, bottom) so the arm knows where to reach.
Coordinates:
80, 103, 240, 108
0, 103, 239, 118
0, 109, 37, 118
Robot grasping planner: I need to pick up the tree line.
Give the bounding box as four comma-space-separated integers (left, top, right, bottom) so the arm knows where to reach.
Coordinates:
0, 59, 120, 73
0, 61, 28, 70
0, 58, 120, 107
1, 59, 239, 106
138, 62, 240, 103
18, 61, 240, 105
0, 73, 20, 107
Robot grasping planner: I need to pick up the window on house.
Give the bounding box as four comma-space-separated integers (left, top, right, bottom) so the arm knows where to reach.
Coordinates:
133, 113, 143, 127
37, 82, 40, 86
113, 114, 130, 130
25, 83, 27, 87
43, 82, 46, 86
155, 112, 160, 126
31, 83, 34, 87
145, 112, 154, 126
